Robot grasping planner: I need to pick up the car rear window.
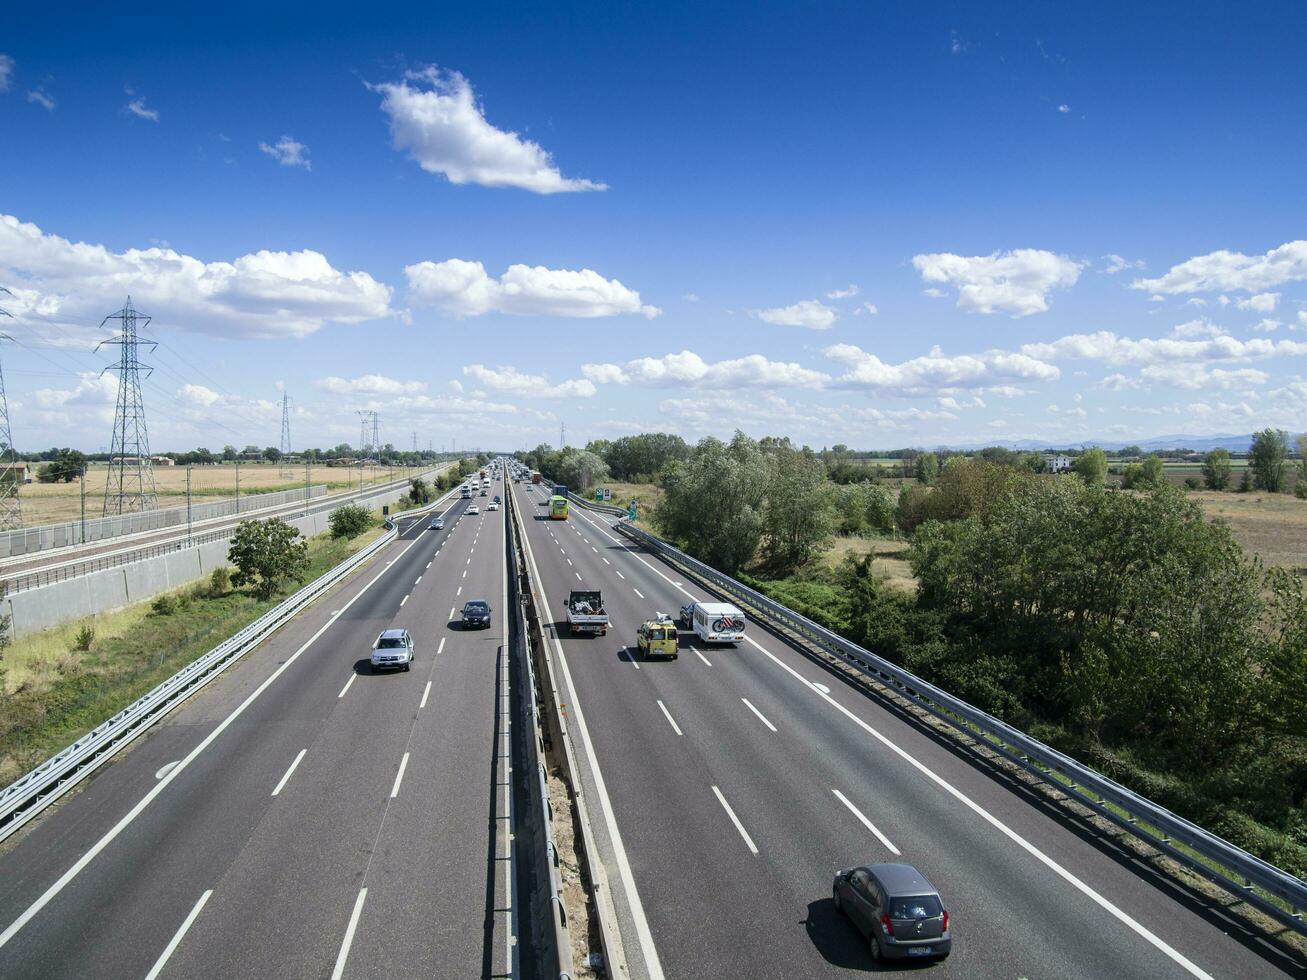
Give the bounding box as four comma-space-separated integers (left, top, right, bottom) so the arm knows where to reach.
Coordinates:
377, 637, 405, 649
465, 602, 488, 613
890, 896, 942, 919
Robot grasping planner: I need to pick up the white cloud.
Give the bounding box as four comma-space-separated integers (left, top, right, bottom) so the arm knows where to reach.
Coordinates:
367, 66, 604, 194
911, 249, 1083, 316
826, 284, 859, 299
1132, 241, 1307, 295
1253, 318, 1281, 333
1019, 329, 1307, 366
462, 364, 596, 399
405, 258, 658, 319
950, 30, 968, 55
823, 342, 1060, 396
1101, 254, 1145, 274
0, 54, 12, 92
753, 298, 838, 330
1148, 294, 1165, 303
177, 383, 222, 407
27, 88, 55, 111
1170, 319, 1222, 339
259, 135, 311, 170
1237, 291, 1279, 312
1137, 364, 1269, 390
1185, 297, 1207, 307
1300, 310, 1307, 330
0, 213, 393, 339
923, 287, 946, 299
125, 97, 159, 122
583, 350, 829, 389
314, 374, 427, 396
682, 293, 700, 303
30, 372, 118, 409
1057, 104, 1071, 114
853, 302, 879, 316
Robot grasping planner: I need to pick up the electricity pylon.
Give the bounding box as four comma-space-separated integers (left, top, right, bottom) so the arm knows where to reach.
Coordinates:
98, 297, 159, 515
279, 391, 293, 478
0, 286, 22, 529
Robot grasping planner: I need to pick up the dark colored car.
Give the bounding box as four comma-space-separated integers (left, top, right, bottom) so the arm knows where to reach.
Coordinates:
461, 600, 492, 629
833, 863, 951, 962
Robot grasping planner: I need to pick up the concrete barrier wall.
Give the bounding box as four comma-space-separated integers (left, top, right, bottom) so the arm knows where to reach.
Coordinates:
3, 468, 446, 637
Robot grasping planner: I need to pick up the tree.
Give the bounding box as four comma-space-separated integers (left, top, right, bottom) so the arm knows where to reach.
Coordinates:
329, 504, 372, 539
409, 477, 430, 505
222, 445, 238, 461
1250, 428, 1289, 492
555, 450, 609, 491
1201, 448, 1231, 490
36, 448, 86, 483
227, 518, 310, 599
1072, 448, 1107, 486
1121, 455, 1165, 490
760, 445, 835, 573
916, 451, 939, 485
1296, 436, 1307, 500
263, 446, 282, 463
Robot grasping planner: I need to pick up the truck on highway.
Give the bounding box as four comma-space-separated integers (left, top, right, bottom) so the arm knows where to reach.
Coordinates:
461, 484, 472, 499
532, 471, 542, 484
679, 601, 747, 644
565, 590, 609, 635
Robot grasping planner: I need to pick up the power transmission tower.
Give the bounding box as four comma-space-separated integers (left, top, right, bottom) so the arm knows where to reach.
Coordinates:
0, 287, 23, 529
559, 421, 566, 450
357, 410, 371, 459
279, 392, 293, 478
411, 431, 417, 454
98, 297, 159, 515
372, 414, 381, 461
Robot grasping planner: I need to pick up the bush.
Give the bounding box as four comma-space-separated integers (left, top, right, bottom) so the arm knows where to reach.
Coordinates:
151, 594, 177, 616
209, 566, 231, 596
227, 518, 310, 600
329, 505, 372, 539
1184, 477, 1201, 490
73, 624, 95, 651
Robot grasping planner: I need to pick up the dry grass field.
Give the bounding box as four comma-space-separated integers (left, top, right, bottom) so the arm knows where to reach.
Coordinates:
817, 535, 917, 592
1190, 489, 1307, 572
13, 463, 423, 526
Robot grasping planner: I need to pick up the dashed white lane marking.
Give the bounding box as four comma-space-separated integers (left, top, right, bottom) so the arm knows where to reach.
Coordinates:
462, 570, 467, 579
657, 700, 683, 736
832, 789, 901, 855
741, 698, 777, 732
414, 576, 422, 585
712, 785, 758, 855
567, 558, 573, 566
633, 588, 645, 599
143, 889, 213, 980
692, 648, 712, 667
400, 594, 409, 606
602, 557, 611, 565
615, 570, 625, 580
592, 547, 598, 553
575, 572, 583, 581
390, 752, 411, 798
331, 888, 368, 980
338, 674, 357, 699
420, 682, 432, 709
438, 637, 446, 654
457, 586, 463, 596
271, 749, 308, 797
448, 606, 456, 620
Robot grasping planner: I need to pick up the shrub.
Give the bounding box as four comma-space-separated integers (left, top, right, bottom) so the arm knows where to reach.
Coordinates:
1184, 477, 1201, 490
152, 594, 177, 616
73, 624, 95, 651
209, 566, 231, 596
329, 505, 372, 539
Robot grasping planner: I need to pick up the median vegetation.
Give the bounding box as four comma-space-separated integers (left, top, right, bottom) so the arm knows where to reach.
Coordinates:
522, 431, 1307, 878
0, 519, 386, 792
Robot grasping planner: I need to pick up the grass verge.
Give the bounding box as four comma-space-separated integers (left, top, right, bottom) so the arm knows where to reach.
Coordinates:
0, 521, 386, 790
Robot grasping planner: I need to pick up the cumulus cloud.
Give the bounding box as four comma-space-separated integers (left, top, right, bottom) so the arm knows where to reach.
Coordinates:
1237, 292, 1279, 312
27, 88, 55, 111
826, 284, 859, 299
1019, 329, 1307, 366
582, 350, 829, 389
259, 135, 311, 170
855, 302, 879, 316
1101, 254, 1145, 274
0, 213, 393, 339
405, 258, 658, 318
0, 54, 12, 92
1132, 241, 1307, 295
753, 298, 838, 330
911, 249, 1083, 316
314, 374, 427, 396
1170, 319, 1222, 339
1253, 318, 1281, 333
177, 383, 222, 407
1057, 104, 1071, 114
367, 66, 604, 194
1137, 364, 1269, 390
462, 364, 596, 399
823, 342, 1059, 396
125, 97, 158, 122
29, 372, 119, 409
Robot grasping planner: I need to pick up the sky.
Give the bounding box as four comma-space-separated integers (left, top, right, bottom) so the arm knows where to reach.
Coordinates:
1, 1, 1306, 454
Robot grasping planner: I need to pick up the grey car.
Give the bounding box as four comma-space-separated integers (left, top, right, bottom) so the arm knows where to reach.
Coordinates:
833, 863, 951, 962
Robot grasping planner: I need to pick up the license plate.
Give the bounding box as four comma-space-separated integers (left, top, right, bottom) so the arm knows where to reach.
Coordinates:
906, 947, 933, 957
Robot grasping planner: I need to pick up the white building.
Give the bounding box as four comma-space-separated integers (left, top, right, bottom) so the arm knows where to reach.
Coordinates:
1045, 454, 1073, 474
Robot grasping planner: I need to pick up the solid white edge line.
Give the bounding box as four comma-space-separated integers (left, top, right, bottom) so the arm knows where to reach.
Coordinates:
420, 681, 432, 709
331, 887, 368, 980
711, 785, 759, 855
832, 788, 900, 856
744, 636, 1213, 980
271, 749, 307, 797
390, 751, 410, 798
740, 697, 777, 733
656, 700, 683, 736
512, 482, 665, 980
142, 888, 212, 980
338, 673, 356, 699
0, 519, 429, 953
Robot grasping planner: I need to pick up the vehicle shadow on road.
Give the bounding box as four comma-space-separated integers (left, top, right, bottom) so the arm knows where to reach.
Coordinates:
802, 897, 880, 972
616, 646, 642, 663
352, 657, 376, 675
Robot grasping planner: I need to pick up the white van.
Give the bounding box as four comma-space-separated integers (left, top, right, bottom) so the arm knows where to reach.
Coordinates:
678, 601, 747, 644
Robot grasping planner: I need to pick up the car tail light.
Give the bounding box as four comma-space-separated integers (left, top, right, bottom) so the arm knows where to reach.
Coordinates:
942, 910, 949, 932
880, 913, 893, 937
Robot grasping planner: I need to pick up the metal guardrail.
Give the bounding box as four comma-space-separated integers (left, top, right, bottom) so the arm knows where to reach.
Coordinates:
2, 469, 441, 595
0, 517, 403, 844
507, 484, 576, 979
566, 491, 627, 519
611, 519, 1307, 937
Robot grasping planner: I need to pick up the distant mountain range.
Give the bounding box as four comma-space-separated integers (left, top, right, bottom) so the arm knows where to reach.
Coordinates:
927, 433, 1276, 453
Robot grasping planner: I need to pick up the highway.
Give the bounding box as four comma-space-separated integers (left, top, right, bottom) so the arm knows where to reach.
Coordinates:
510, 479, 1306, 980
0, 482, 515, 979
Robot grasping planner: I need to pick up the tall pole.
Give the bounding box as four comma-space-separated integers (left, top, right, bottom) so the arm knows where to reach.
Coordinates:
186, 464, 193, 546
304, 459, 310, 516
235, 461, 240, 514
79, 465, 87, 543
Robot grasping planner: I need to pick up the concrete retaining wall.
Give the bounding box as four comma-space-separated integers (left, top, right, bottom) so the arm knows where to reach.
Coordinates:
4, 468, 445, 637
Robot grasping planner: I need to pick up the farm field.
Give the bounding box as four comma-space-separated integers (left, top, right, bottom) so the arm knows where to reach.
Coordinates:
11, 462, 426, 527
1191, 489, 1307, 572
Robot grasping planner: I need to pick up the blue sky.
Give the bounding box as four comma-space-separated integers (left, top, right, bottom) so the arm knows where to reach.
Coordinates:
2, 1, 1306, 453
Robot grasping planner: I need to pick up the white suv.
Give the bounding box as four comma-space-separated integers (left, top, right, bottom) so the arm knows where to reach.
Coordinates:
371, 628, 414, 672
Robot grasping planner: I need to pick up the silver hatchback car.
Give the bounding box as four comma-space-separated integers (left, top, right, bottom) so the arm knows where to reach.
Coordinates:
833, 863, 951, 962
